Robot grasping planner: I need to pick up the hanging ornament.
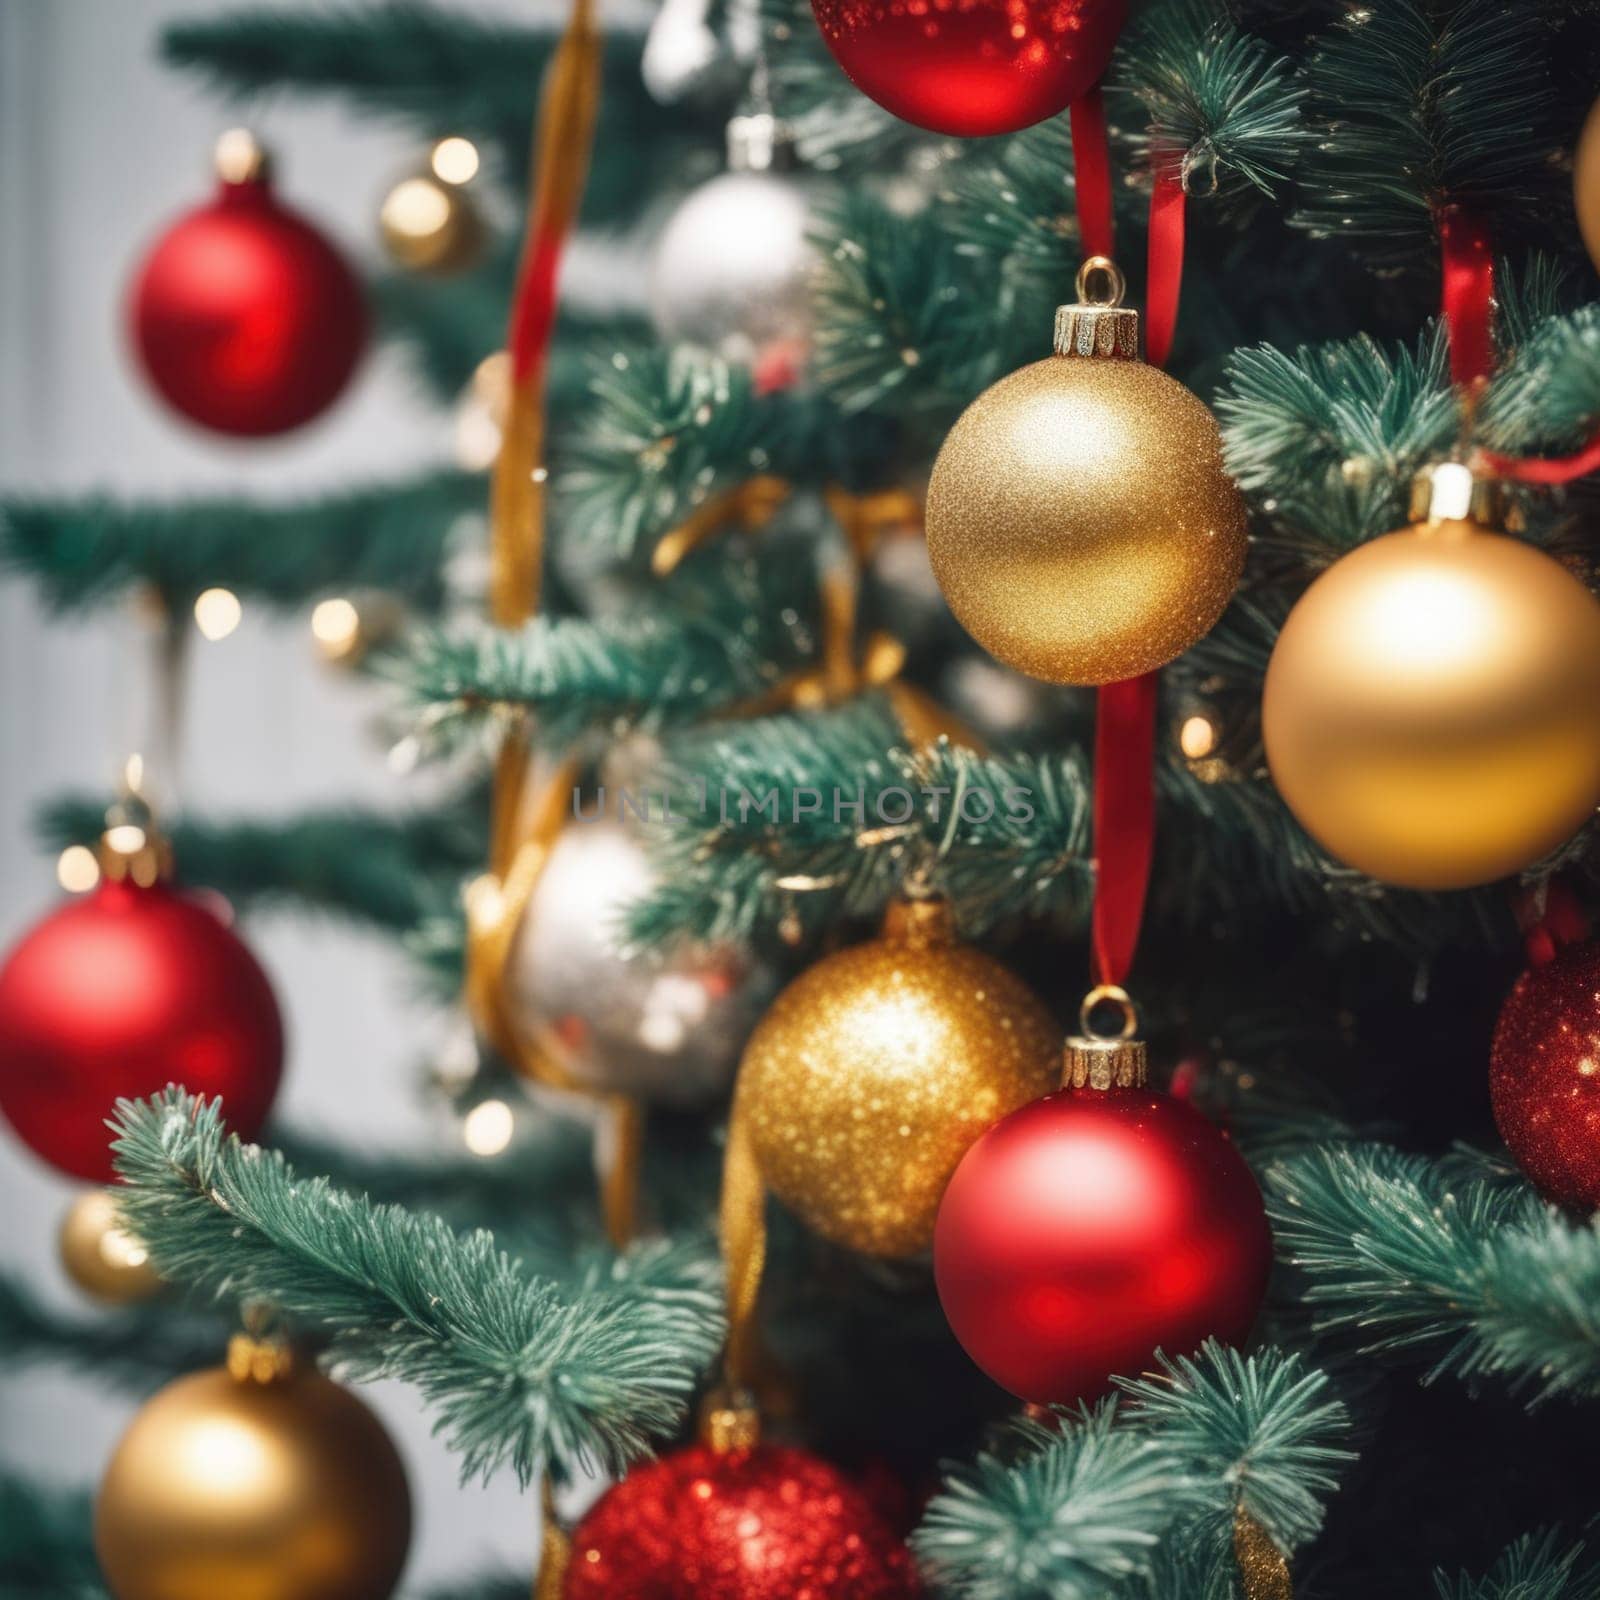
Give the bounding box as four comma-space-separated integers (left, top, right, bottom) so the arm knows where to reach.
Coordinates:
1491, 935, 1600, 1210
564, 1403, 917, 1600
129, 129, 367, 436
0, 822, 283, 1182
1576, 99, 1600, 275
503, 814, 773, 1107
926, 257, 1248, 685
935, 988, 1271, 1403
732, 895, 1058, 1258
95, 1335, 411, 1600
58, 1188, 163, 1305
378, 137, 487, 275
650, 114, 815, 371
641, 0, 731, 104
1263, 462, 1600, 890
811, 0, 1124, 137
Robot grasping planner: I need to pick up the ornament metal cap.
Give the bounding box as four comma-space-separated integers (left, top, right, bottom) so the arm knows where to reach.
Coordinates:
213, 127, 270, 186
227, 1332, 295, 1386
727, 112, 795, 174
1409, 459, 1505, 528
1054, 256, 1141, 361
1062, 984, 1149, 1088
880, 892, 956, 947
699, 1386, 761, 1454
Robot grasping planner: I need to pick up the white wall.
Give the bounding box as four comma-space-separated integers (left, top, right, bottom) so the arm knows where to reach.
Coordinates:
0, 0, 596, 1583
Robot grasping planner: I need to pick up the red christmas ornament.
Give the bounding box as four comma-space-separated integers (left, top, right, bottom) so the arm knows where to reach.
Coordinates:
129, 131, 367, 436
934, 1079, 1271, 1403
810, 0, 1125, 137
564, 1443, 919, 1600
0, 876, 284, 1181
1491, 939, 1600, 1211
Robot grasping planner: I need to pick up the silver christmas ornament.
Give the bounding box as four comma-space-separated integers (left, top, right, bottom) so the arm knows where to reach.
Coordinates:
649, 114, 814, 365
504, 816, 771, 1106
641, 0, 727, 104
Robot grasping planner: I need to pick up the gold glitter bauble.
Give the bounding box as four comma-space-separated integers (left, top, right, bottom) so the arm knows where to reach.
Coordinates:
1576, 98, 1600, 273
925, 293, 1247, 685
95, 1356, 411, 1600
733, 897, 1058, 1258
379, 170, 484, 275
58, 1189, 162, 1305
1264, 517, 1600, 890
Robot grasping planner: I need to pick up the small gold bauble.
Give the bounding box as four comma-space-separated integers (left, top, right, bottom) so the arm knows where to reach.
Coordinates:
379, 170, 484, 275
58, 1189, 162, 1305
1264, 518, 1600, 889
1576, 98, 1600, 273
95, 1358, 411, 1600
926, 323, 1248, 685
733, 897, 1058, 1257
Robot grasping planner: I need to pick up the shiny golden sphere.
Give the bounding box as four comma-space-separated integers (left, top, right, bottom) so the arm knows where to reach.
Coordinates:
1576, 98, 1600, 273
926, 355, 1248, 685
95, 1362, 411, 1600
58, 1189, 162, 1305
379, 171, 483, 275
734, 898, 1058, 1258
1264, 519, 1600, 889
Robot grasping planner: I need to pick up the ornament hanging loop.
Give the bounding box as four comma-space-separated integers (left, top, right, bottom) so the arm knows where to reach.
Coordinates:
1064, 985, 1148, 1089
1076, 254, 1126, 308
1079, 982, 1138, 1040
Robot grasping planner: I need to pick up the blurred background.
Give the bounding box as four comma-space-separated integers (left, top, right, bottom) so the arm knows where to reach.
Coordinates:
0, 0, 582, 1580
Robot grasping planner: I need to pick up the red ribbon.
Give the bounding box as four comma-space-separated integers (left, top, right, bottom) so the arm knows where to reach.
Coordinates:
508, 227, 565, 384
1091, 674, 1160, 987
1438, 207, 1496, 394
1145, 159, 1186, 371
1479, 435, 1600, 485
1070, 85, 1116, 262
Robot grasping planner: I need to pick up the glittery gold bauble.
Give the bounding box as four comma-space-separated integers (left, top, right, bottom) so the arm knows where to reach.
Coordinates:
925, 266, 1248, 685
733, 897, 1058, 1257
58, 1188, 162, 1305
1576, 98, 1600, 273
95, 1353, 411, 1600
1264, 494, 1600, 890
379, 152, 484, 275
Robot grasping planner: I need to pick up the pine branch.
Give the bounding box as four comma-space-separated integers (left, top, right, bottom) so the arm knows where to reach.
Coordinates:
913, 1343, 1352, 1600
36, 796, 482, 933
109, 1091, 724, 1485
1, 471, 478, 613
389, 544, 820, 754
1267, 1142, 1600, 1402
624, 697, 1093, 949
0, 1475, 105, 1600
1293, 0, 1562, 263
1435, 1532, 1600, 1600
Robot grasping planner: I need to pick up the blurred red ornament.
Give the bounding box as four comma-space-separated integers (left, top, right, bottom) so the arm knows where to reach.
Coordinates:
0, 878, 283, 1181
1491, 940, 1600, 1211
934, 1086, 1271, 1403
129, 131, 367, 436
564, 1443, 919, 1600
809, 0, 1125, 137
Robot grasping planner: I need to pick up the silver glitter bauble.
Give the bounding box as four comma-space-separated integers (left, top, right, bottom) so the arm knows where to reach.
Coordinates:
504, 817, 770, 1106
649, 115, 814, 364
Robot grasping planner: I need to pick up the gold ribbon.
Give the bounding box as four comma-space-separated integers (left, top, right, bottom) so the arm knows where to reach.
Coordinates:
651, 475, 793, 577
1233, 1507, 1293, 1600
533, 1478, 570, 1600
719, 1104, 768, 1392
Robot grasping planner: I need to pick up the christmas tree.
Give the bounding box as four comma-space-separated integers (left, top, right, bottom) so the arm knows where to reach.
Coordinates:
8, 0, 1600, 1595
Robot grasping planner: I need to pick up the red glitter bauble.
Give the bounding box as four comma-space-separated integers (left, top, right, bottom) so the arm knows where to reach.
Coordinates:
130, 165, 366, 435
809, 0, 1126, 137
934, 1086, 1272, 1403
564, 1444, 920, 1599
1491, 941, 1600, 1211
0, 879, 284, 1181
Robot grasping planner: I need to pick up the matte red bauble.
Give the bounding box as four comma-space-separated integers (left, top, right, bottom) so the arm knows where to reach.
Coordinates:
0, 878, 284, 1181
129, 135, 367, 436
1491, 940, 1600, 1211
564, 1444, 919, 1600
810, 0, 1125, 137
934, 1085, 1271, 1403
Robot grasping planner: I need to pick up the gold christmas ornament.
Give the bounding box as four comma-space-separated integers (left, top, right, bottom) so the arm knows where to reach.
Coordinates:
1264, 463, 1600, 890
95, 1341, 411, 1600
732, 895, 1058, 1258
58, 1188, 162, 1305
379, 139, 485, 274
1576, 98, 1600, 274
926, 257, 1248, 685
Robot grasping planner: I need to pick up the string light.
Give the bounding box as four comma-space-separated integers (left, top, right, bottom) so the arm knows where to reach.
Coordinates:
1179, 713, 1219, 760
194, 587, 243, 641
462, 1098, 515, 1156
310, 597, 362, 662
57, 845, 100, 893
430, 137, 480, 185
